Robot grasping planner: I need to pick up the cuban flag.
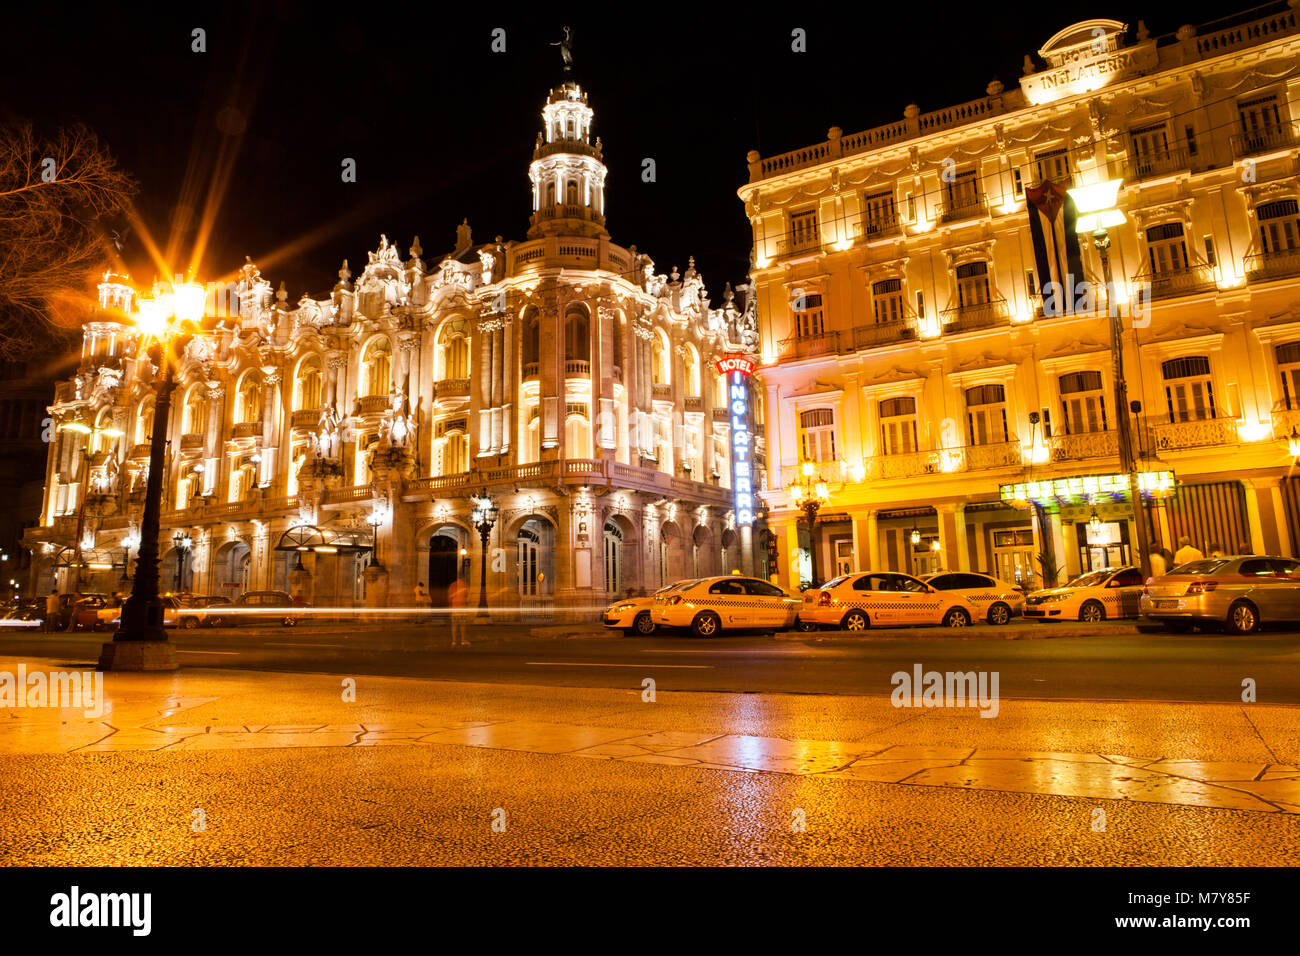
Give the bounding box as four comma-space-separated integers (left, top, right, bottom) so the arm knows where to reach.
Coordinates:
1026, 181, 1084, 316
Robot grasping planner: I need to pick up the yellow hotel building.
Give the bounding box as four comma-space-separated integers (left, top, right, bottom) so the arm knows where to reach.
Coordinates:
742, 6, 1300, 589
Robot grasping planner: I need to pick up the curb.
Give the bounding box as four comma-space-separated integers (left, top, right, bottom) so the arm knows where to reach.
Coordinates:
775, 623, 1149, 641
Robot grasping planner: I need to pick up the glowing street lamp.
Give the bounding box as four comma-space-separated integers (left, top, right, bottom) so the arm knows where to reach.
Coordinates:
471, 490, 499, 617
788, 461, 831, 587
1067, 178, 1151, 579
1289, 427, 1300, 461
102, 281, 207, 670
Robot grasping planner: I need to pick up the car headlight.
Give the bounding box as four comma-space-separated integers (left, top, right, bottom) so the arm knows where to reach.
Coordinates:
610, 604, 636, 614
1041, 592, 1072, 603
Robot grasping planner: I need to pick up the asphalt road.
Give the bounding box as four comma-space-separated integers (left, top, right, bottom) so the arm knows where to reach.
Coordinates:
4, 621, 1299, 703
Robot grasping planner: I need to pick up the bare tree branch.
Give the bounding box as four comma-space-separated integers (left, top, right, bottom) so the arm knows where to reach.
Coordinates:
0, 122, 138, 358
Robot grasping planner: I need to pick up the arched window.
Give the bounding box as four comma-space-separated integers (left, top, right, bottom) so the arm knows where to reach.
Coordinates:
1161, 356, 1215, 422
652, 331, 669, 385
1059, 371, 1107, 434
879, 397, 918, 455
182, 387, 207, 435
965, 384, 1008, 445
362, 338, 391, 397
566, 179, 579, 206
565, 407, 591, 458
1258, 198, 1300, 256
1276, 341, 1300, 410
545, 182, 556, 208
524, 406, 541, 463
444, 335, 469, 380
1146, 222, 1189, 275
522, 308, 540, 369
955, 261, 991, 308
135, 397, 155, 445
684, 346, 701, 397
564, 308, 589, 362
236, 373, 262, 424
800, 408, 837, 462
295, 355, 322, 411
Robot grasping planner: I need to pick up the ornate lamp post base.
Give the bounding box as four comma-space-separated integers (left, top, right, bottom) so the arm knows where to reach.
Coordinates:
98, 640, 178, 672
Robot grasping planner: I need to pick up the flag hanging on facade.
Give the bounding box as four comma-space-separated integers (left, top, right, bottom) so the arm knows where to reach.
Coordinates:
1025, 181, 1084, 316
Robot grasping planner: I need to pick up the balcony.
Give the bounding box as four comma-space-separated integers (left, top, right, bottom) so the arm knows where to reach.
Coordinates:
940, 298, 1011, 334
291, 408, 321, 429
1132, 264, 1215, 301
564, 360, 591, 378
651, 383, 671, 400
1049, 430, 1119, 462
712, 407, 729, 422
1126, 147, 1191, 181
1151, 416, 1239, 451
128, 443, 151, 460
231, 421, 262, 440
434, 378, 470, 399
851, 319, 917, 350
180, 433, 203, 452
937, 193, 988, 224
1231, 125, 1300, 159
776, 235, 822, 259
356, 394, 393, 415
522, 362, 539, 381
1273, 403, 1300, 440
683, 396, 703, 412
777, 330, 840, 360
957, 440, 1024, 471
1245, 247, 1300, 283
855, 215, 902, 241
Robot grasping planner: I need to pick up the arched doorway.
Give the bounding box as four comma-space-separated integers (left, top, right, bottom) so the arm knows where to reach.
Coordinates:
428, 533, 460, 607
692, 524, 715, 578
213, 541, 251, 599
603, 521, 623, 596
516, 517, 554, 604
660, 521, 687, 587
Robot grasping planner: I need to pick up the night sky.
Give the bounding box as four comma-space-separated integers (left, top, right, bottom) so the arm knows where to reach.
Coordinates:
6, 0, 1228, 307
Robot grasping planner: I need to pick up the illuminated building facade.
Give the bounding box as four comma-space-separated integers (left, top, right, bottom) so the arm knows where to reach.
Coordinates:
29, 82, 765, 611
743, 7, 1300, 589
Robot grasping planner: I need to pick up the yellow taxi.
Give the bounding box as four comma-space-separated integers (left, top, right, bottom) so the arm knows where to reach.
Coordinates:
602, 583, 686, 635
920, 571, 1025, 625
1023, 565, 1144, 622
652, 575, 801, 637
798, 571, 979, 630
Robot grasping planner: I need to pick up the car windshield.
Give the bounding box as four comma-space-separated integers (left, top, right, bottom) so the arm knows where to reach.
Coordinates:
1065, 569, 1117, 588
822, 575, 850, 590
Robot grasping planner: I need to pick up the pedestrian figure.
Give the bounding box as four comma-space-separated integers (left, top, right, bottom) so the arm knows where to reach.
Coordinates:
448, 575, 469, 647
44, 589, 59, 633
1208, 542, 1225, 559
1173, 536, 1203, 567
1148, 547, 1168, 578
414, 581, 429, 607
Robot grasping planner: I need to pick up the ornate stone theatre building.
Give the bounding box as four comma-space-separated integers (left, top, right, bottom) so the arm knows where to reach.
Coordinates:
30, 82, 765, 611
744, 6, 1300, 590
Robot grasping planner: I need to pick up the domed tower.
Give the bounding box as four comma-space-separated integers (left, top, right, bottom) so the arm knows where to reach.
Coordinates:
527, 83, 608, 240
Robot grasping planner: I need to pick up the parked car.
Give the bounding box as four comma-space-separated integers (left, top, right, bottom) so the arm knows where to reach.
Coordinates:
1024, 566, 1144, 622
652, 576, 799, 637
175, 594, 233, 629
0, 599, 45, 630
218, 590, 306, 627
101, 595, 183, 629
602, 583, 689, 635
799, 571, 979, 631
45, 592, 109, 631
1141, 555, 1300, 633
920, 571, 1024, 625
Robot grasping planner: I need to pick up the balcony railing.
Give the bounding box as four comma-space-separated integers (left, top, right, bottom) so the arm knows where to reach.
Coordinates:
1049, 430, 1119, 462
1126, 147, 1190, 181
128, 443, 151, 460
356, 394, 393, 414
940, 298, 1011, 334
683, 396, 703, 411
522, 362, 539, 381
712, 407, 729, 422
1151, 416, 1240, 451
937, 193, 988, 223
1273, 403, 1300, 440
777, 330, 840, 360
958, 439, 1024, 471
651, 383, 671, 400
291, 408, 321, 429
851, 319, 917, 350
1131, 264, 1215, 301
1245, 247, 1300, 283
180, 433, 203, 452
776, 234, 822, 258
564, 360, 591, 377
1231, 124, 1300, 158
230, 421, 262, 440
855, 216, 903, 241
434, 378, 470, 398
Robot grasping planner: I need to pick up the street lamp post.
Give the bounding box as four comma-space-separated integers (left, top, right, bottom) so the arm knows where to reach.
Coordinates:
1068, 179, 1152, 579
171, 531, 192, 592
471, 490, 498, 617
788, 462, 831, 587
101, 282, 206, 672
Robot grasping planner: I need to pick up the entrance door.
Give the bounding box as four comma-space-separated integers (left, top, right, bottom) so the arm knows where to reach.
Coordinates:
518, 530, 540, 598
603, 523, 623, 596
428, 534, 459, 607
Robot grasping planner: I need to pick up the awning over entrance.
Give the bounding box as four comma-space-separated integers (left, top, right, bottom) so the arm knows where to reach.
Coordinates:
53, 547, 122, 570
1000, 470, 1176, 510
274, 524, 374, 554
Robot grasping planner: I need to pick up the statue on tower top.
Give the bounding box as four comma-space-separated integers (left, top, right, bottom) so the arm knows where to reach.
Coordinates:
551, 26, 574, 72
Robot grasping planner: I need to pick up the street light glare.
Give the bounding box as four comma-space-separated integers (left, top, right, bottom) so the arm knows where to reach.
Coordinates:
1067, 178, 1123, 215
134, 298, 168, 337
172, 281, 207, 323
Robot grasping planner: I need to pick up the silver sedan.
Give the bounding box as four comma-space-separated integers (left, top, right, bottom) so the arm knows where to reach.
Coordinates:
1141, 555, 1300, 633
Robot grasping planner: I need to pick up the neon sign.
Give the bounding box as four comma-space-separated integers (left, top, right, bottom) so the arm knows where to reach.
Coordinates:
724, 362, 754, 526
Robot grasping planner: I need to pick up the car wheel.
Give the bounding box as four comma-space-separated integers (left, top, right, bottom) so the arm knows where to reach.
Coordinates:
841, 609, 869, 631
794, 616, 818, 633
181, 616, 200, 630
690, 611, 721, 638
1079, 600, 1105, 623
632, 611, 656, 636
987, 602, 1011, 626
1226, 600, 1258, 635
943, 607, 971, 627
